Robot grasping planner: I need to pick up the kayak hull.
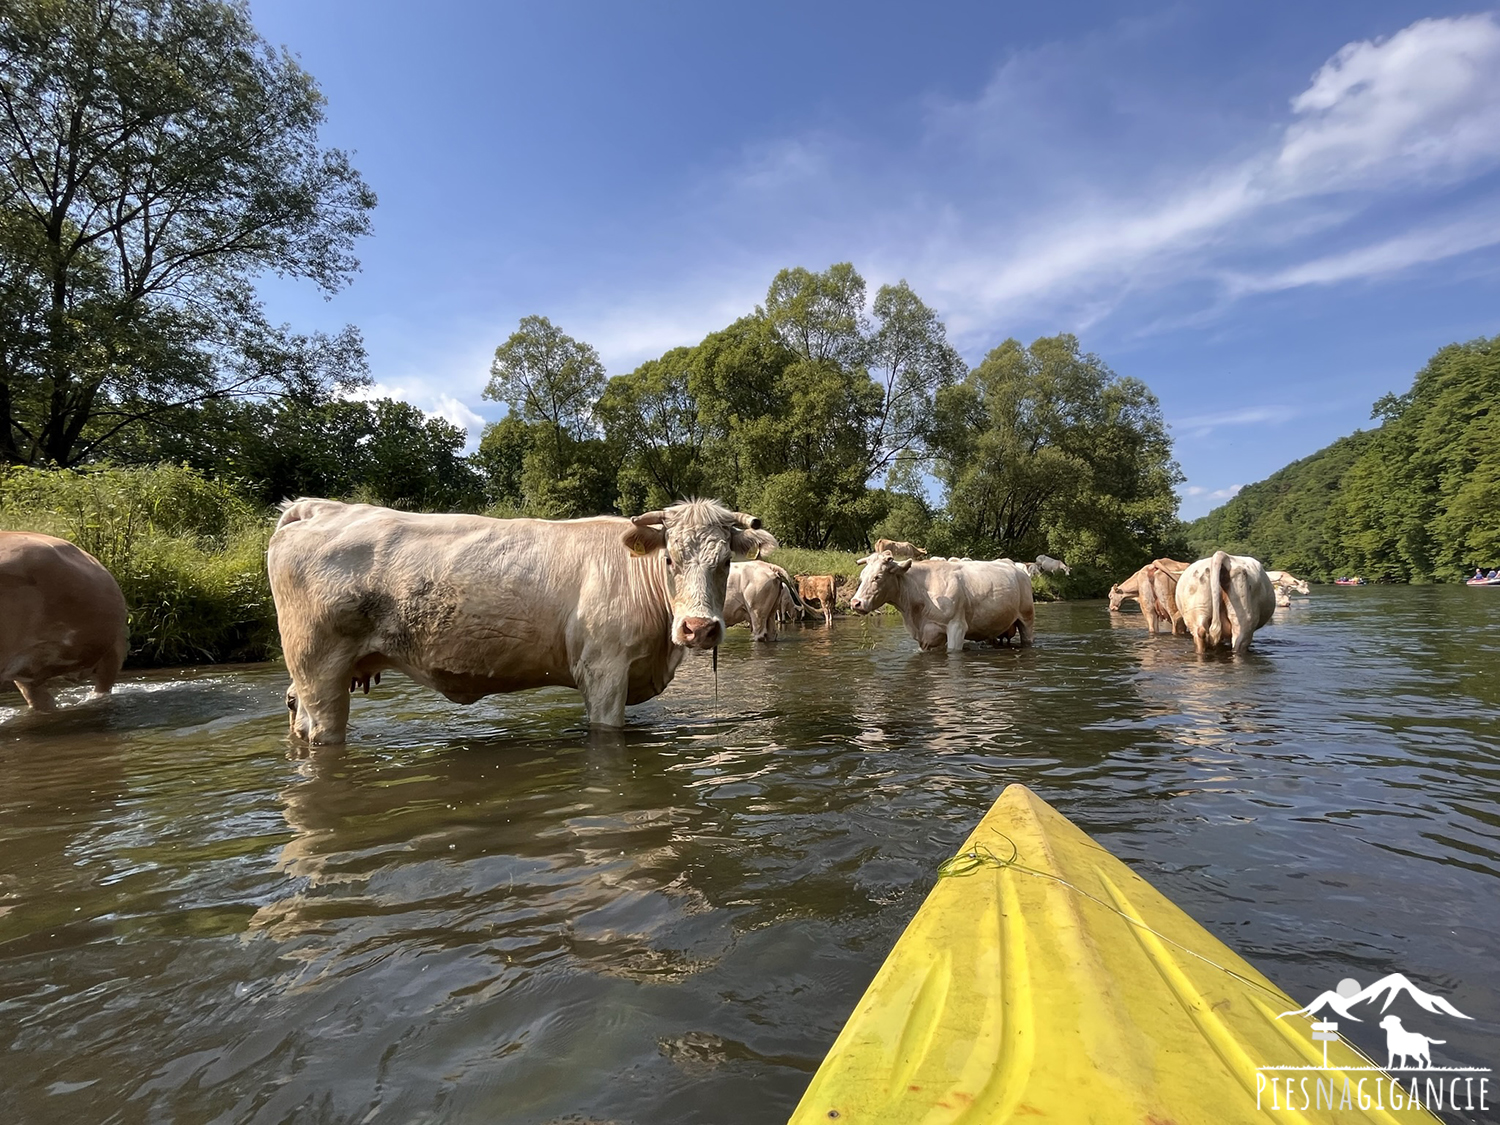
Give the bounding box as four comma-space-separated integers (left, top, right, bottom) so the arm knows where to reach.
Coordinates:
790, 784, 1442, 1124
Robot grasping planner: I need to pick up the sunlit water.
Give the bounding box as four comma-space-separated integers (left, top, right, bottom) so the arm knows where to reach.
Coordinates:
2, 587, 1498, 1124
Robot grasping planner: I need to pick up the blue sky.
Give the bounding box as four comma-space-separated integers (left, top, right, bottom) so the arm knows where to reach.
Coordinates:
249, 1, 1500, 519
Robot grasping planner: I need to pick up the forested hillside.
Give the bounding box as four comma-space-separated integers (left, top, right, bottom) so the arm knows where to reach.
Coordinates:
1188, 336, 1500, 582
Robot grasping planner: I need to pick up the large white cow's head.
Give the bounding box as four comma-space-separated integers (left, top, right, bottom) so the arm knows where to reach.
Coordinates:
848, 551, 911, 614
622, 500, 776, 648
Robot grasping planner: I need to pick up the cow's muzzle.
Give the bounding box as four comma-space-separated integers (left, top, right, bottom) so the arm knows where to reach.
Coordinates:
677, 616, 723, 648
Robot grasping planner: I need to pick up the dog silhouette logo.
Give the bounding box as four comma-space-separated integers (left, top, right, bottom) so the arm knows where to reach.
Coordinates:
1378, 1015, 1444, 1070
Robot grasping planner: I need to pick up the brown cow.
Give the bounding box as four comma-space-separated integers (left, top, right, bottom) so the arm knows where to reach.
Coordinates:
795, 574, 844, 626
1, 531, 129, 710
1108, 558, 1190, 634
873, 538, 929, 561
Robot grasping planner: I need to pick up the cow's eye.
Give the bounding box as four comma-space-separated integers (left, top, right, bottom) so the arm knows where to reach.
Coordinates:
719, 557, 730, 569
665, 555, 675, 569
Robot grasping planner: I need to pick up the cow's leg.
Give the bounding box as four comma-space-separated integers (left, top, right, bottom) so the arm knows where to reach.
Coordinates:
1016, 607, 1035, 647
14, 680, 56, 711
283, 648, 356, 745
90, 648, 123, 697
580, 667, 629, 729
946, 619, 967, 652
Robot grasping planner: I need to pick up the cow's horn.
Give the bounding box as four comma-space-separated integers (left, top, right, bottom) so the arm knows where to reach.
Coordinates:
732, 512, 762, 530
631, 510, 667, 527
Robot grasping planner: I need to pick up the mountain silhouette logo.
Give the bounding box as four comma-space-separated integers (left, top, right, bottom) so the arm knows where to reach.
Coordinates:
1276, 973, 1473, 1024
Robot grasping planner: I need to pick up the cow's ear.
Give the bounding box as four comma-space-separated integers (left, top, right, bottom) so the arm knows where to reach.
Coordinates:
622, 522, 667, 556
731, 526, 777, 560
897, 558, 914, 572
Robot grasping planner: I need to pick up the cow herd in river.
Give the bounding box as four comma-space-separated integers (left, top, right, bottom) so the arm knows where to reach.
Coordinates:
1, 497, 1306, 738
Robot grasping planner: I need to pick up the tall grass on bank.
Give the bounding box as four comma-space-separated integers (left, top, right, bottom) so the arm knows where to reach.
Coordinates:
0, 465, 279, 667
764, 547, 866, 585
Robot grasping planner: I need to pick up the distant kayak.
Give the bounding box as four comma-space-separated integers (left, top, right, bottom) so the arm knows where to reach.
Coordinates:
791, 784, 1443, 1125
1334, 577, 1367, 585
1466, 577, 1500, 587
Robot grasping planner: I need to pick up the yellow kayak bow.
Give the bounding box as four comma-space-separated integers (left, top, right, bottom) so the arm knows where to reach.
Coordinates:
790, 784, 1444, 1124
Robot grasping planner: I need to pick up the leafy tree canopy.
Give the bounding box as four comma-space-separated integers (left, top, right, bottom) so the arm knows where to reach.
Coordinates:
0, 0, 375, 466
1189, 336, 1500, 582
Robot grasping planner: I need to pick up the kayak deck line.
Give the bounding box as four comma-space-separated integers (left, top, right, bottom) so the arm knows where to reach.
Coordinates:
790, 784, 1443, 1124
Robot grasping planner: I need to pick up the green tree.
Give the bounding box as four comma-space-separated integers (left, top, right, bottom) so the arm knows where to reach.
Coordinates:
595, 346, 706, 511
1188, 337, 1500, 583
933, 334, 1182, 580
141, 394, 482, 511
485, 315, 606, 457
0, 0, 375, 466
864, 280, 966, 481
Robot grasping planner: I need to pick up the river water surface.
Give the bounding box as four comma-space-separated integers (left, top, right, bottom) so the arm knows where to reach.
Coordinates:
2, 587, 1499, 1124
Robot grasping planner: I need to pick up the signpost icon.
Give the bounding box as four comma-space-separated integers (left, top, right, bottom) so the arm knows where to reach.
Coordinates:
1311, 1020, 1339, 1068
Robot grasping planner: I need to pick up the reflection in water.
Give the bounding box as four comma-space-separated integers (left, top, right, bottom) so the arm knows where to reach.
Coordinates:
1, 593, 1498, 1123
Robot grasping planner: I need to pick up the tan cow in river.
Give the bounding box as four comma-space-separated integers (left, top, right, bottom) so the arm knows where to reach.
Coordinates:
848, 552, 1035, 651
1109, 558, 1190, 634
1, 531, 128, 709
795, 574, 843, 626
267, 498, 775, 742
1175, 551, 1276, 654
724, 560, 805, 642
873, 538, 928, 560
1266, 570, 1311, 595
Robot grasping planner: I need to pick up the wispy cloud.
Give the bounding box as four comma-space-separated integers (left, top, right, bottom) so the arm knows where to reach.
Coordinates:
1172, 404, 1300, 441
649, 12, 1500, 349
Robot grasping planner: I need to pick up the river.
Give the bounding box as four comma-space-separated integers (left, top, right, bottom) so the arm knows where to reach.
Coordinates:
2, 587, 1498, 1123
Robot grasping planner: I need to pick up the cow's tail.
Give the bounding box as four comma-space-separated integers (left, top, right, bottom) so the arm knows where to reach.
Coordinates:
1208, 550, 1229, 647
771, 565, 807, 614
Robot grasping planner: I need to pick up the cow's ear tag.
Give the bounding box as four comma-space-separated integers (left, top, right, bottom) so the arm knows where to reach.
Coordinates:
630, 540, 648, 557
746, 544, 759, 561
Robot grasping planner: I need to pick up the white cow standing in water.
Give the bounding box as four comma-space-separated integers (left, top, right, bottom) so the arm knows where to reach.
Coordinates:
848, 552, 1035, 651
267, 498, 775, 742
724, 559, 805, 642
1174, 551, 1276, 654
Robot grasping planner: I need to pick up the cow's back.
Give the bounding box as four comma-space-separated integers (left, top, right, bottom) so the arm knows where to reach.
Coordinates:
953, 560, 1029, 634
0, 531, 128, 684
268, 501, 669, 700
908, 559, 1028, 637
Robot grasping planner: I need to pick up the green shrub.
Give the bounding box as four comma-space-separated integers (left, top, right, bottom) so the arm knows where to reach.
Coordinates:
0, 465, 278, 667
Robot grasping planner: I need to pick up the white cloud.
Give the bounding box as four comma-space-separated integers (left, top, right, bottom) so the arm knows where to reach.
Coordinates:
340, 378, 489, 448
1182, 483, 1243, 501
1276, 14, 1500, 192
1175, 405, 1298, 430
